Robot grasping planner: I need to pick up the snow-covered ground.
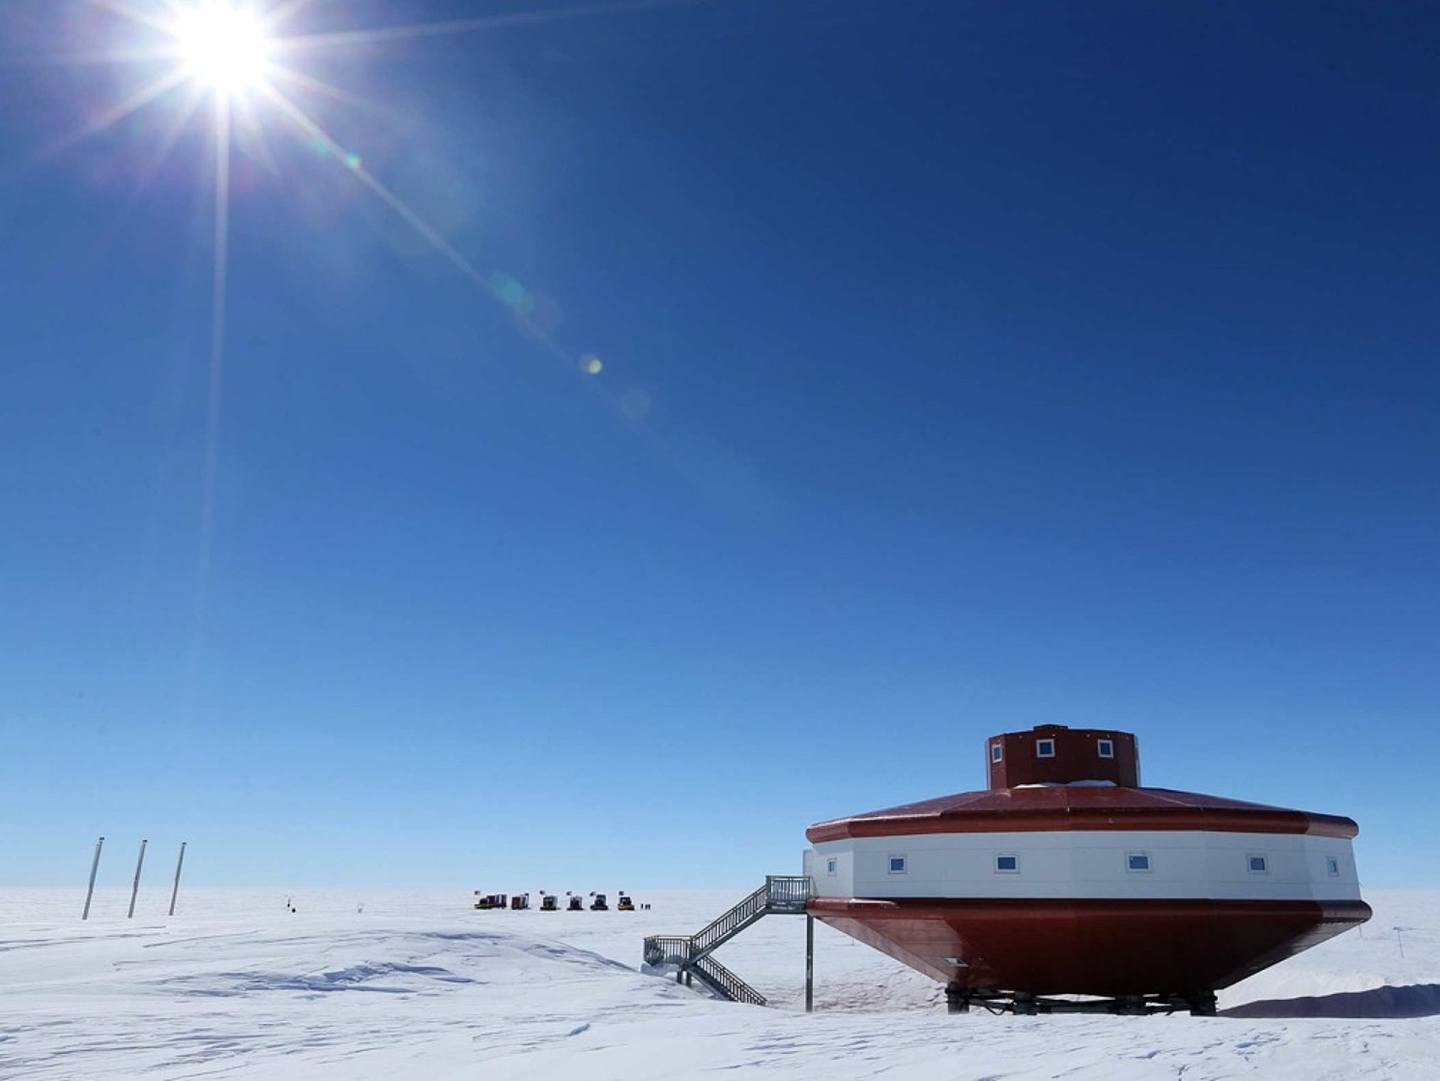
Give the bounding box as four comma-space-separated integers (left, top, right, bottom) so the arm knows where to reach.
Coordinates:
2, 887, 1437, 1078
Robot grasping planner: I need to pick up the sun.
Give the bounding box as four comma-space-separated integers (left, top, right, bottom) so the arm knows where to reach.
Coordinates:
172, 2, 274, 94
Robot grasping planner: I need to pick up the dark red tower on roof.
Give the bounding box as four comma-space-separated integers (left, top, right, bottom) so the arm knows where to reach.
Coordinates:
986, 724, 1139, 788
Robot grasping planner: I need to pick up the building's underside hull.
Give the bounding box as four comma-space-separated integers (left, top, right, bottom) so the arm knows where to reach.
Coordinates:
808, 897, 1372, 996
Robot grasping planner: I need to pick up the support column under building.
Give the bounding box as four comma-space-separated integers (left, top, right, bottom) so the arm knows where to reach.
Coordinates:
945, 982, 969, 1014
805, 915, 814, 1013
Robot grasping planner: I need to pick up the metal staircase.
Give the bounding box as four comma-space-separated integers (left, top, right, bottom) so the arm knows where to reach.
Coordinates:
642, 875, 810, 1006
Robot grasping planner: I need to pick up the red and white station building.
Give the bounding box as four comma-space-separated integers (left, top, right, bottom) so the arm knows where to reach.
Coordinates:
802, 725, 1369, 1012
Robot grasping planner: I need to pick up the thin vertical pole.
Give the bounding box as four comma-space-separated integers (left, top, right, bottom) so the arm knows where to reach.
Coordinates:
805, 915, 814, 1013
168, 842, 187, 917
82, 836, 105, 920
127, 839, 147, 919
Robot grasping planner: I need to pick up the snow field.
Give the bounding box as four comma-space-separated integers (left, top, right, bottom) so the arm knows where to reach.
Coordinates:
1, 888, 1436, 1079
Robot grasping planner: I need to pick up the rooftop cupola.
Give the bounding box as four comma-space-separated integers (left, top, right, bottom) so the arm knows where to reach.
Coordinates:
986, 724, 1139, 789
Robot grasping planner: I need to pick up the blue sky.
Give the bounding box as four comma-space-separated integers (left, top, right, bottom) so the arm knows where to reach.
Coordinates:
1, 0, 1437, 892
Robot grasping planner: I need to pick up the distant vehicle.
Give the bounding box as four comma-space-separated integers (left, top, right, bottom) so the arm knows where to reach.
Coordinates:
617, 893, 635, 912
510, 893, 530, 910
567, 895, 584, 911
540, 894, 558, 911
473, 892, 507, 910
590, 892, 608, 911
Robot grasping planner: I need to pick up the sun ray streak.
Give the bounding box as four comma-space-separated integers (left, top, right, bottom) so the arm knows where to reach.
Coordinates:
266, 0, 322, 28
38, 68, 188, 160
145, 82, 209, 172
194, 90, 230, 637
36, 0, 667, 681
0, 43, 184, 69
263, 84, 582, 370
270, 0, 698, 55
266, 64, 373, 111
87, 81, 207, 259
263, 84, 489, 289
92, 0, 180, 36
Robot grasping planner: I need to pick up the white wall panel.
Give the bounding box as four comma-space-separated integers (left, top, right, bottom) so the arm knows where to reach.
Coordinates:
804, 831, 1362, 902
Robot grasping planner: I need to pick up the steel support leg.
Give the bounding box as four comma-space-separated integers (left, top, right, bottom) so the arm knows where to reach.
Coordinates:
1188, 991, 1218, 1017
805, 916, 814, 1013
945, 982, 969, 1014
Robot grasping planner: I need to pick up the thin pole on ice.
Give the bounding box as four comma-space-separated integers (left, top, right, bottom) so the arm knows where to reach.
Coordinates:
127, 839, 147, 919
168, 842, 187, 916
82, 836, 105, 920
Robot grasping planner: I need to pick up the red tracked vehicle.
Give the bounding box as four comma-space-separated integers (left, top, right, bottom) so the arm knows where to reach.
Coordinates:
802, 725, 1370, 1015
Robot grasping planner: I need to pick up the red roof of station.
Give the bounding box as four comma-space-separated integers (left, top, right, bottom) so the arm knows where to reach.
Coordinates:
805, 785, 1360, 843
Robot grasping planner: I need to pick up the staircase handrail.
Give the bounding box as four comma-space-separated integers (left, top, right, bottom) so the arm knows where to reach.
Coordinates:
690, 882, 770, 954
641, 874, 813, 1005
764, 875, 811, 911
692, 954, 767, 1007
642, 934, 691, 967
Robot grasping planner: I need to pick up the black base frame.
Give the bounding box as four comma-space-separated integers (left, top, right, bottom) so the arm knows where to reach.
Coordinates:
945, 983, 1218, 1017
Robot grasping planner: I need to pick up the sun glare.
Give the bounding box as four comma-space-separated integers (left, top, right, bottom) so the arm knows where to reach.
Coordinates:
173, 3, 273, 93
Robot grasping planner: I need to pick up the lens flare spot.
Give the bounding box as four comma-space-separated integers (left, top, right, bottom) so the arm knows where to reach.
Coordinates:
581, 354, 603, 375
344, 153, 362, 170
489, 271, 531, 309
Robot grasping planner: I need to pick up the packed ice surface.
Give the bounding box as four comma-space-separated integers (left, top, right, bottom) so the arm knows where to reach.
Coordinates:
2, 887, 1437, 1079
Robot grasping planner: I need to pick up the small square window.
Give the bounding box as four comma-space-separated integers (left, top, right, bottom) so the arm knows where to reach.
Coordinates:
1126, 852, 1151, 872
1326, 857, 1340, 877
826, 858, 837, 876
994, 854, 1020, 873
1097, 739, 1114, 758
888, 855, 907, 874
1247, 855, 1268, 874
1035, 739, 1056, 758
991, 743, 1003, 763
